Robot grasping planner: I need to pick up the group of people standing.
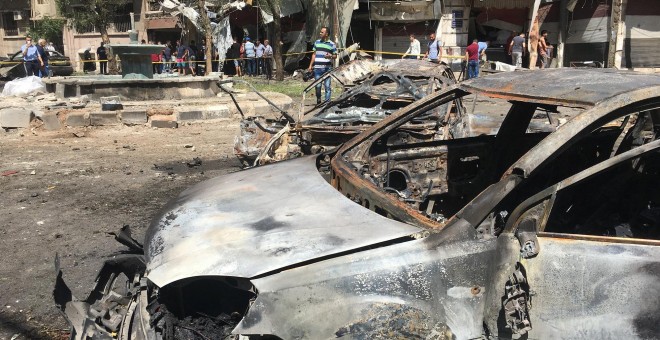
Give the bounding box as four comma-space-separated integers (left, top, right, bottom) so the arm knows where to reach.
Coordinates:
401, 29, 554, 81
401, 32, 443, 63
506, 30, 553, 69
151, 40, 213, 76
227, 37, 274, 79
21, 36, 55, 78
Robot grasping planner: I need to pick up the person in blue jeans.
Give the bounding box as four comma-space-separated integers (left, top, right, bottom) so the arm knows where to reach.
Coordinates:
244, 37, 256, 76
37, 39, 49, 78
465, 39, 480, 79
307, 27, 337, 104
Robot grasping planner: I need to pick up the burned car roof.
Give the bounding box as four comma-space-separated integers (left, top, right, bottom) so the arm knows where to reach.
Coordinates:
56, 69, 660, 340
304, 58, 453, 89
461, 68, 660, 107
303, 63, 453, 125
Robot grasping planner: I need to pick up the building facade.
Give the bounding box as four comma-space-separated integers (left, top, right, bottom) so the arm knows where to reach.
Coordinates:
0, 0, 33, 56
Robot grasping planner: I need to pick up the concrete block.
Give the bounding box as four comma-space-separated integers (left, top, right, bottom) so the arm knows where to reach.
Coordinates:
100, 96, 123, 111
121, 110, 147, 125
66, 113, 89, 127
177, 110, 204, 121
151, 119, 178, 129
41, 113, 61, 130
204, 104, 231, 119
0, 108, 34, 128
90, 112, 119, 126
55, 83, 65, 99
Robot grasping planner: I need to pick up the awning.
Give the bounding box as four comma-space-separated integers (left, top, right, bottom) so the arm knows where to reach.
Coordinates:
473, 0, 533, 9
0, 3, 30, 12
260, 0, 305, 23
147, 17, 179, 29
370, 1, 439, 22
481, 19, 522, 32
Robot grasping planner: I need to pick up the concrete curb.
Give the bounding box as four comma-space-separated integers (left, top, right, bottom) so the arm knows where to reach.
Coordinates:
4, 91, 294, 130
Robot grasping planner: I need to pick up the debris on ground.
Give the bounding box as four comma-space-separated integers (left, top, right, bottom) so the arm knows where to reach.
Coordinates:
1, 76, 46, 97
186, 157, 203, 167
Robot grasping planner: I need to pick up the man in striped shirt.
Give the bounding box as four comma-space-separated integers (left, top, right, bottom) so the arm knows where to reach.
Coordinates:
307, 27, 337, 104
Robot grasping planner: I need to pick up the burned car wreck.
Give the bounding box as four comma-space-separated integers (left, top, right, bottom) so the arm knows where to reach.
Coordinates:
234, 59, 458, 167
55, 68, 660, 339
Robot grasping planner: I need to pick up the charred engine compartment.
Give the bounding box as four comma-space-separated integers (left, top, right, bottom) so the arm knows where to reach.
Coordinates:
145, 277, 258, 340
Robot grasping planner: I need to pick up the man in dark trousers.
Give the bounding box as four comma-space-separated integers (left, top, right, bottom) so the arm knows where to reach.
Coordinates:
97, 42, 108, 75
465, 39, 480, 79
263, 39, 273, 80
37, 39, 49, 78
21, 36, 42, 76
162, 41, 172, 73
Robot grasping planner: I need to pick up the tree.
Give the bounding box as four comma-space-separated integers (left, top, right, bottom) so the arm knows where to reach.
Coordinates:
28, 17, 66, 50
56, 0, 131, 73
263, 0, 284, 81
196, 0, 213, 75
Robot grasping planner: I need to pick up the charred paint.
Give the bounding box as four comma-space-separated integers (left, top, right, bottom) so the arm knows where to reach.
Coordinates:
250, 216, 290, 232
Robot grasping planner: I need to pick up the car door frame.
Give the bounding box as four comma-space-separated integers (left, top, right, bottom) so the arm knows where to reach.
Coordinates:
482, 138, 660, 339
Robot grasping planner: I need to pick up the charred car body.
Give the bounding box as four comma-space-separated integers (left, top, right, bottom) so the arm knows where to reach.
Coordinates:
56, 69, 660, 339
234, 59, 458, 167
0, 50, 74, 79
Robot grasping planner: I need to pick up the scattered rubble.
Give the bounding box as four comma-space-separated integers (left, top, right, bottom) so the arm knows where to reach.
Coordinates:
0, 82, 292, 131
0, 108, 34, 129
1, 76, 46, 97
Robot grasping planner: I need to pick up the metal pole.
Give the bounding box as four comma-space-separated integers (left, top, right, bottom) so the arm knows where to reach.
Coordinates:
556, 0, 568, 68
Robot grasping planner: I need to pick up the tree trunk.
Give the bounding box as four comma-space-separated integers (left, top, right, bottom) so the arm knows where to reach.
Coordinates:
197, 0, 213, 75
528, 17, 539, 70
264, 0, 284, 81
99, 28, 117, 74
527, 0, 541, 69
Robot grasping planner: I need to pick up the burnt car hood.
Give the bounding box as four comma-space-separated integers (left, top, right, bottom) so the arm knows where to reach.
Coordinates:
144, 156, 423, 287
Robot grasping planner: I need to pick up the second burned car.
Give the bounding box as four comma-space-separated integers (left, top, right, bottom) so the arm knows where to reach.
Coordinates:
234, 59, 458, 167
55, 68, 660, 340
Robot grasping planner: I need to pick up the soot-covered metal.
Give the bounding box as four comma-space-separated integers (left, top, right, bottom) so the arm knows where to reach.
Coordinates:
234, 59, 458, 167
56, 69, 660, 340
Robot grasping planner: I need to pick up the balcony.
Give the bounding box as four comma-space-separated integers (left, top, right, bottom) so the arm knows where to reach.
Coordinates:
74, 15, 131, 34
148, 1, 162, 12
112, 16, 131, 32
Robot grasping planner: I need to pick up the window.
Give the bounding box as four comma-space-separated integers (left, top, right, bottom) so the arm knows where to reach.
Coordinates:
2, 12, 19, 36
451, 10, 463, 29
542, 111, 660, 240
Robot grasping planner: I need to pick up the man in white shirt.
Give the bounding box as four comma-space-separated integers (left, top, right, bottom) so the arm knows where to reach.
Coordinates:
263, 39, 273, 80
402, 33, 420, 60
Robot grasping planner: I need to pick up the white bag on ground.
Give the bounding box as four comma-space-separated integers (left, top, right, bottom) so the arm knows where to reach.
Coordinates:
1, 76, 47, 97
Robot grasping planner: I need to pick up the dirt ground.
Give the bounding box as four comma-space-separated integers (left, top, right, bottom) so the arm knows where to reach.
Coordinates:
0, 120, 249, 339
